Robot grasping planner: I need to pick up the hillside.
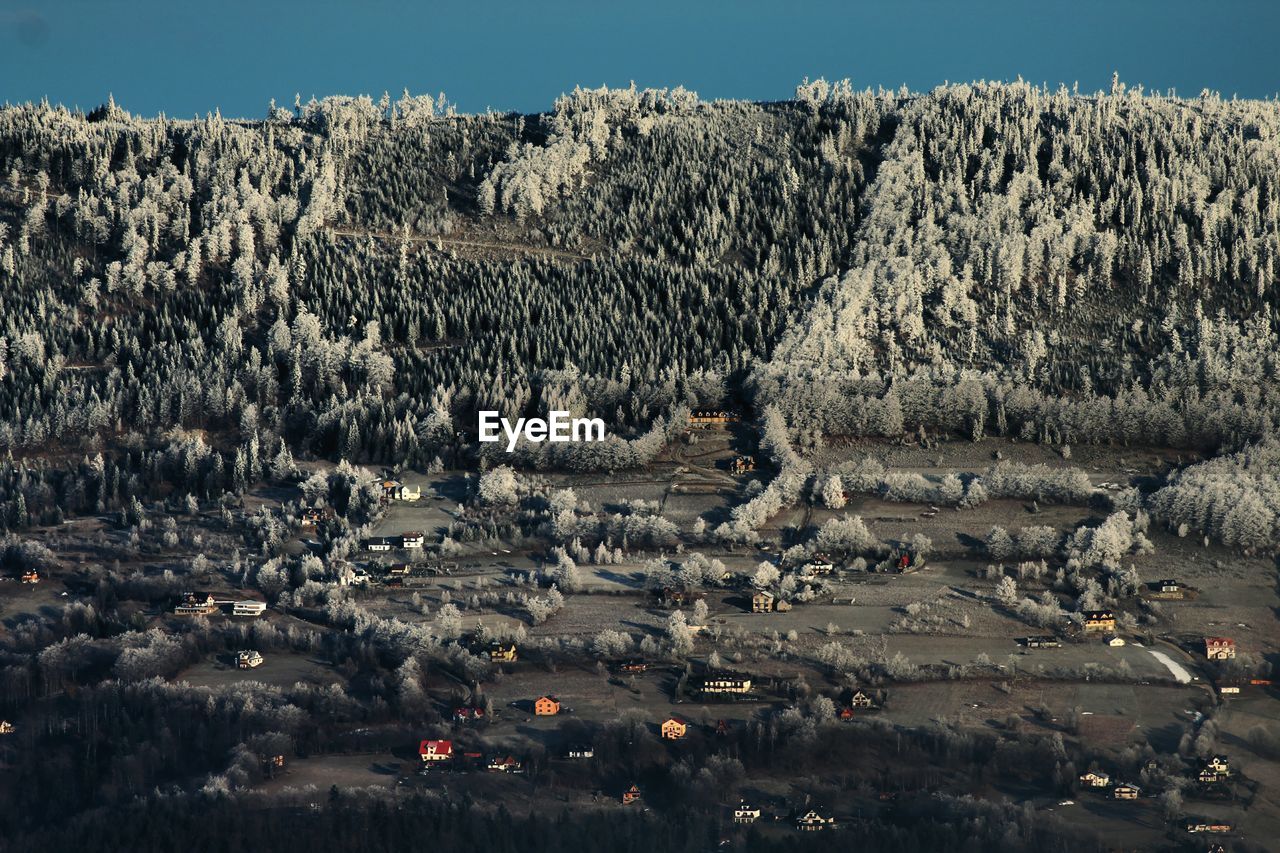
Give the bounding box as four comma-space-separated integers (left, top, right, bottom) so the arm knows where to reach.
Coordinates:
0, 80, 1278, 528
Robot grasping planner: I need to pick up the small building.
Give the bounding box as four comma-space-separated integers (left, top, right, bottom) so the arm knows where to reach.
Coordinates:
699, 672, 752, 694
1185, 820, 1233, 834
364, 537, 396, 553
1112, 783, 1140, 800
0, 721, 14, 734
1079, 771, 1111, 788
1205, 755, 1230, 774
752, 591, 776, 613
174, 593, 219, 616
661, 717, 688, 740
232, 600, 267, 617
795, 810, 835, 831
1081, 610, 1116, 632
621, 784, 642, 805
419, 739, 453, 762
534, 696, 561, 716
488, 643, 518, 662
1218, 684, 1241, 696
565, 745, 594, 760
400, 531, 425, 549
655, 588, 703, 609
1023, 636, 1061, 649
236, 650, 264, 669
733, 801, 761, 824
1198, 767, 1227, 785
453, 706, 486, 722
1105, 635, 1126, 647
800, 558, 836, 577
1205, 637, 1236, 660
19, 570, 39, 584
617, 659, 649, 673
1151, 579, 1188, 599
850, 689, 876, 709
487, 755, 522, 773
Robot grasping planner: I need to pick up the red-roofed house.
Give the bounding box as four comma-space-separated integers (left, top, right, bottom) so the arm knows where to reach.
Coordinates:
1205, 637, 1235, 660
419, 739, 453, 762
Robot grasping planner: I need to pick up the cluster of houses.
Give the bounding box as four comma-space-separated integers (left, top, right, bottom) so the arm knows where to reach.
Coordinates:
687, 410, 742, 429
730, 801, 836, 831
172, 592, 266, 618
236, 650, 264, 669
380, 480, 422, 502
1079, 755, 1234, 804
364, 531, 425, 552
19, 570, 39, 584
417, 739, 594, 772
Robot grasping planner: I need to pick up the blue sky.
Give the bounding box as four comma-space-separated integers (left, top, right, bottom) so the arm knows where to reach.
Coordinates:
2, 0, 1277, 118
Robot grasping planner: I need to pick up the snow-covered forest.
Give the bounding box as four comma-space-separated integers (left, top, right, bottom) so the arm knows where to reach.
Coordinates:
1, 79, 1279, 535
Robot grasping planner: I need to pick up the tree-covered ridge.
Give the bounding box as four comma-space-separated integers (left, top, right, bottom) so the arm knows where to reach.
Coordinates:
757, 80, 1280, 448
2, 80, 1280, 533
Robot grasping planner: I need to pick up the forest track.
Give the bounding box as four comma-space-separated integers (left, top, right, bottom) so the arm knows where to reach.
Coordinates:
324, 225, 595, 263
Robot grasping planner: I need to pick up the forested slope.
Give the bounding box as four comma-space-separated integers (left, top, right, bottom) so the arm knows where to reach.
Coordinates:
0, 80, 1279, 529
757, 80, 1280, 448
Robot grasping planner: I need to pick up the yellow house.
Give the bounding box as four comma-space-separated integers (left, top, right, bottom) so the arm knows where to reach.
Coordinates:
1081, 610, 1115, 632
488, 643, 518, 662
660, 718, 687, 740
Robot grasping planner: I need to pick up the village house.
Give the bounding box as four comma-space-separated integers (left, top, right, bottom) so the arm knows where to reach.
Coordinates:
850, 689, 877, 709
617, 659, 649, 673
1151, 579, 1188, 599
1205, 637, 1236, 660
1204, 755, 1230, 776
752, 590, 776, 613
1023, 636, 1061, 649
565, 745, 594, 760
399, 531, 425, 549
699, 672, 752, 695
232, 600, 267, 617
418, 740, 453, 762
1112, 783, 1140, 800
0, 721, 14, 734
1079, 770, 1111, 788
1081, 610, 1116, 632
364, 537, 396, 552
1185, 820, 1233, 834
800, 556, 836, 577
621, 784, 642, 805
660, 717, 688, 740
488, 642, 518, 662
236, 650, 264, 669
174, 593, 219, 616
795, 809, 835, 831
1105, 635, 1126, 647
19, 570, 39, 584
487, 755, 522, 773
534, 696, 561, 716
733, 802, 761, 824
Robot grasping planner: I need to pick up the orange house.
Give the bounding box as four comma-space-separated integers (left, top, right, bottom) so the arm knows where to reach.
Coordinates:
661, 717, 687, 740
622, 784, 642, 805
534, 696, 561, 716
